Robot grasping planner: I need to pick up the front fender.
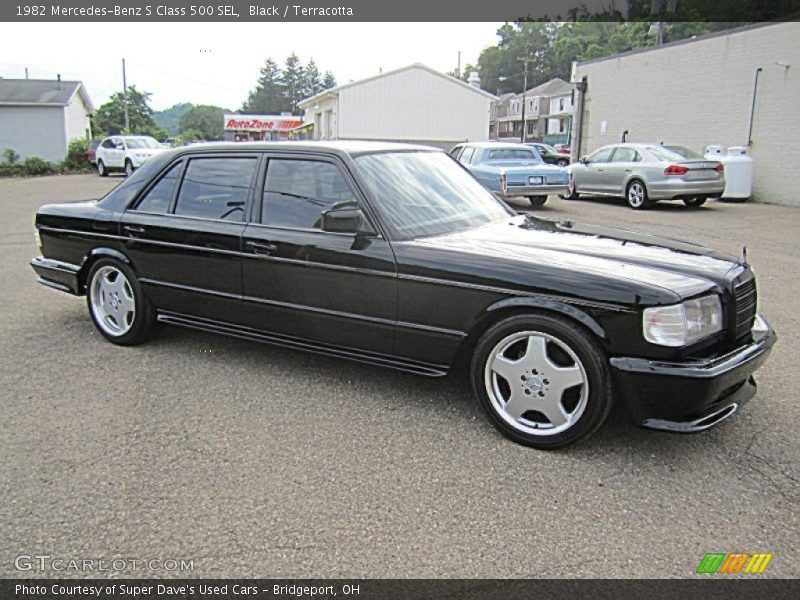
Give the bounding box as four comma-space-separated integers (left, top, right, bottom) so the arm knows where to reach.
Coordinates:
484, 296, 608, 340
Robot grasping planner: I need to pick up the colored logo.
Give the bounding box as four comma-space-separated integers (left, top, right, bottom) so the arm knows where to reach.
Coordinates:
696, 552, 773, 574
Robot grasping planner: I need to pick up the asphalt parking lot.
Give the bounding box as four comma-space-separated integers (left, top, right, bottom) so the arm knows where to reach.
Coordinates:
1, 174, 797, 579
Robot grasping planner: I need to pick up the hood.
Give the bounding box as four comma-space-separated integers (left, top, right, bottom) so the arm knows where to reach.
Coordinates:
130, 148, 165, 157
409, 215, 744, 301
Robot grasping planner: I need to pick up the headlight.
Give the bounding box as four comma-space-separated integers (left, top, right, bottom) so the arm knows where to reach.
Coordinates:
135, 153, 148, 160
643, 295, 723, 347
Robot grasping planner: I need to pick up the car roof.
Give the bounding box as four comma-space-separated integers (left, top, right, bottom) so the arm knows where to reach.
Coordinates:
464, 141, 533, 149
171, 140, 441, 157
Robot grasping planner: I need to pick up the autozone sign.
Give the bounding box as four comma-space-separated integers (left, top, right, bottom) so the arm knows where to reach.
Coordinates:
224, 114, 304, 132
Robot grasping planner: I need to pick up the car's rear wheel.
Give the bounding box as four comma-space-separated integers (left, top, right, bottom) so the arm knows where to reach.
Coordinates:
683, 196, 707, 208
626, 180, 652, 210
124, 159, 134, 177
471, 313, 613, 449
97, 160, 107, 177
86, 259, 155, 345
556, 158, 569, 167
528, 196, 548, 207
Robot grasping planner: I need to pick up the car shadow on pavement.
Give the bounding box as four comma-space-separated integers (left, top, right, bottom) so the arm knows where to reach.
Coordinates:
149, 325, 731, 462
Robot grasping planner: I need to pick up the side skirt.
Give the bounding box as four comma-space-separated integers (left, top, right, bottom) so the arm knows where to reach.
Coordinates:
156, 310, 450, 378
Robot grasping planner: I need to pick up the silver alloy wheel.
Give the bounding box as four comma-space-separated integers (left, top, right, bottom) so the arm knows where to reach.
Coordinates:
89, 266, 136, 336
483, 331, 589, 436
627, 182, 645, 207
125, 161, 134, 177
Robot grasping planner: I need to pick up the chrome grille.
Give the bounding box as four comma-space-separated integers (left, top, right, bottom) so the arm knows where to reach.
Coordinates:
733, 278, 757, 339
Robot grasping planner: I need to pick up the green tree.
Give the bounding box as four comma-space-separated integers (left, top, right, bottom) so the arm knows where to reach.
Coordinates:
242, 58, 285, 114
178, 105, 225, 140
303, 59, 324, 98
322, 71, 336, 89
154, 102, 194, 136
281, 53, 306, 114
92, 86, 165, 138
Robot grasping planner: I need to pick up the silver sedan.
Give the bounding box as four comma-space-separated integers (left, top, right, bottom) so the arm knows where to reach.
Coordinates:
564, 144, 725, 209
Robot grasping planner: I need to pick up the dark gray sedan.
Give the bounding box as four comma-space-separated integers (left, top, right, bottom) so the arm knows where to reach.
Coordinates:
565, 143, 725, 209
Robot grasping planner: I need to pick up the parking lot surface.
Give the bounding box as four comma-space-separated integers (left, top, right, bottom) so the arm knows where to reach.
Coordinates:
1, 174, 797, 578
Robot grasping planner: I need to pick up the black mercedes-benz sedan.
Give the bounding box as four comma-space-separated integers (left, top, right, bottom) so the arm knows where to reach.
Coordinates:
30, 141, 776, 449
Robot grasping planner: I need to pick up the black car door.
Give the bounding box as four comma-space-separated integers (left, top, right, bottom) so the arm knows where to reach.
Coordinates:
240, 153, 397, 354
119, 153, 260, 321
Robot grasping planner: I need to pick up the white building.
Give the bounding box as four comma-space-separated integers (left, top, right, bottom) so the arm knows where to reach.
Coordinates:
0, 78, 94, 162
570, 22, 800, 205
297, 63, 497, 149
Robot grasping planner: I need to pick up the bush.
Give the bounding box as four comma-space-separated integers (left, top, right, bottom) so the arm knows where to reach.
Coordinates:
23, 156, 57, 176
0, 164, 24, 177
64, 137, 92, 171
3, 148, 20, 165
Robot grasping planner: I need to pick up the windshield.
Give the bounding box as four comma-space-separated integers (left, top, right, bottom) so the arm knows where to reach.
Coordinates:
125, 137, 160, 149
661, 145, 703, 159
486, 148, 537, 161
647, 146, 691, 161
355, 151, 514, 240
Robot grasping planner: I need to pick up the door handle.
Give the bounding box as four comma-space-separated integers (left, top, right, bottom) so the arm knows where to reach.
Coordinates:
624, 168, 632, 172
122, 224, 146, 234
245, 241, 278, 256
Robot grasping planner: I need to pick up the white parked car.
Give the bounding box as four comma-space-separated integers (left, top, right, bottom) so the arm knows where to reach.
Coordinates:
95, 136, 166, 177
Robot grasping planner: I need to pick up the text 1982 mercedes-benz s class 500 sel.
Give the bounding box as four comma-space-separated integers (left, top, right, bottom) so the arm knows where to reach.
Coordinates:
30, 141, 776, 449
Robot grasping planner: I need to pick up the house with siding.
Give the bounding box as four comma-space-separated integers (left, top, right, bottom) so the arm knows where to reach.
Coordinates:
492, 78, 574, 145
0, 77, 94, 162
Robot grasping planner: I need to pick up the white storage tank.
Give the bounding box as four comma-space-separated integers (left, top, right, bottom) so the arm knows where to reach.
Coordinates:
704, 145, 754, 201
721, 146, 754, 201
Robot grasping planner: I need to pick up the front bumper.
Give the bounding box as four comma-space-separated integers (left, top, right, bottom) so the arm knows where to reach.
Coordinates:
502, 183, 569, 197
609, 317, 776, 433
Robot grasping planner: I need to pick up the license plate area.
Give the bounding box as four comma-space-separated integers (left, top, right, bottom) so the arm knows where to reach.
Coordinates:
528, 176, 543, 185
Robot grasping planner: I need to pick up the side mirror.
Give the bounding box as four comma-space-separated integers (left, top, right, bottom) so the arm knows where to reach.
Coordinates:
579, 156, 588, 164
321, 207, 376, 236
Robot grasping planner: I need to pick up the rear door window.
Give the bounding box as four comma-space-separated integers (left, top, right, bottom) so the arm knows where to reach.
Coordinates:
173, 157, 257, 221
612, 148, 640, 162
459, 147, 476, 165
133, 163, 182, 214
262, 159, 356, 229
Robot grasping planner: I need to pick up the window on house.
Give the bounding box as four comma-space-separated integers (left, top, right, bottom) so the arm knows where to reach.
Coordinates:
527, 121, 535, 136
559, 98, 566, 111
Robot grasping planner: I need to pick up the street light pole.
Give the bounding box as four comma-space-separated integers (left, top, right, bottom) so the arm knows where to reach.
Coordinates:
122, 58, 129, 132
519, 57, 530, 143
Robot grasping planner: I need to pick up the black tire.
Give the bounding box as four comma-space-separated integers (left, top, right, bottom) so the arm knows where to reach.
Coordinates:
470, 313, 613, 449
85, 258, 155, 346
556, 159, 569, 167
124, 159, 134, 177
528, 196, 548, 207
561, 177, 580, 200
626, 179, 652, 210
97, 160, 108, 177
683, 196, 707, 208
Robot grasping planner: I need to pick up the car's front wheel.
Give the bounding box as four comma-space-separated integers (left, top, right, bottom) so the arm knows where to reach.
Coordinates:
124, 159, 134, 177
528, 196, 548, 207
556, 158, 569, 167
97, 160, 107, 177
471, 313, 613, 449
86, 258, 155, 345
561, 176, 579, 200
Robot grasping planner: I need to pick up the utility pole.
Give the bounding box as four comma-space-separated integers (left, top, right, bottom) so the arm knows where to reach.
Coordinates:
519, 56, 531, 143
122, 58, 129, 132
457, 51, 461, 79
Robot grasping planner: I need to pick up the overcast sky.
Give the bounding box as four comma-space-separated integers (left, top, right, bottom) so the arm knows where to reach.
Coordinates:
0, 22, 504, 111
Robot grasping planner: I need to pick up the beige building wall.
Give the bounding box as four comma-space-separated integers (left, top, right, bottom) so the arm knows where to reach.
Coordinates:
573, 22, 800, 205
